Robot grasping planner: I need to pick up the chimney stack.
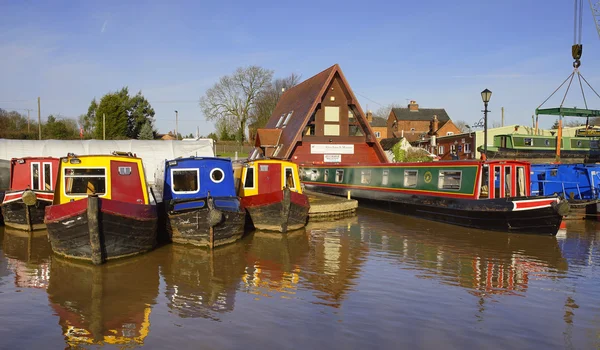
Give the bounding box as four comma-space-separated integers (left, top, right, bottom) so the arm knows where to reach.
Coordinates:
366, 110, 373, 123
408, 100, 419, 111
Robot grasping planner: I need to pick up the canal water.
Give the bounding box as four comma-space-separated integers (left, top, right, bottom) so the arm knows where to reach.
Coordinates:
1, 209, 600, 349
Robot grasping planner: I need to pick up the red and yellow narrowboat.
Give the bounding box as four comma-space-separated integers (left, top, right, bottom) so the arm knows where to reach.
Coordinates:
1, 157, 60, 231
235, 159, 309, 233
44, 153, 157, 264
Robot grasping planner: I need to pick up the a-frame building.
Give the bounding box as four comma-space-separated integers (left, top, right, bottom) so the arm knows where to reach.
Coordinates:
252, 64, 388, 164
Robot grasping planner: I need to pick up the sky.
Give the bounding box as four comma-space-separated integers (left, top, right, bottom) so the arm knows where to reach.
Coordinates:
1, 0, 600, 136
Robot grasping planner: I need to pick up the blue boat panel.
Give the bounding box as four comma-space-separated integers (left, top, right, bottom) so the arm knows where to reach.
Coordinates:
214, 197, 241, 212
531, 163, 600, 200
173, 200, 206, 212
163, 157, 238, 202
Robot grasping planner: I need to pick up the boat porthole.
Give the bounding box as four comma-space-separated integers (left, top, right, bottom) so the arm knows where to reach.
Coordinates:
210, 168, 225, 183
424, 171, 432, 183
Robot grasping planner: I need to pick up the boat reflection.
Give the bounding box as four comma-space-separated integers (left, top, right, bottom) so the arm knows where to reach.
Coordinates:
355, 208, 569, 298
303, 216, 368, 308
46, 253, 160, 347
2, 227, 52, 289
556, 220, 600, 267
162, 239, 247, 320
242, 229, 310, 297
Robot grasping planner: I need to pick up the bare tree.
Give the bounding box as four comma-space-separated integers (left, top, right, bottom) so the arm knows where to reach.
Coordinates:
453, 120, 470, 133
250, 73, 301, 129
200, 66, 274, 144
373, 103, 403, 120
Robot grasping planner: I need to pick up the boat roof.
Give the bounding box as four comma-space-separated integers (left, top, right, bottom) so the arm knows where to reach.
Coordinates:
301, 160, 532, 167
165, 156, 231, 163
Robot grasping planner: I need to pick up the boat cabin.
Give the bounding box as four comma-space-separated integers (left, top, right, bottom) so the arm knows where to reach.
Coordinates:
236, 159, 303, 197
53, 153, 150, 205
9, 157, 60, 191
300, 160, 531, 200
162, 157, 238, 211
494, 134, 600, 151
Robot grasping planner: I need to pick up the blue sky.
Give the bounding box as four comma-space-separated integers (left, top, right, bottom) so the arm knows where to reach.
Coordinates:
1, 0, 600, 135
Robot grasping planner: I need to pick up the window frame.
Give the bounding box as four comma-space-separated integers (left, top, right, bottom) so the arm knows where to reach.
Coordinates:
382, 169, 389, 186
43, 162, 53, 191
403, 169, 418, 188
244, 166, 255, 189
360, 170, 372, 185
284, 166, 296, 190
63, 166, 108, 198
335, 169, 344, 183
31, 162, 41, 190
524, 138, 533, 146
438, 170, 462, 191
210, 168, 225, 184
171, 168, 200, 194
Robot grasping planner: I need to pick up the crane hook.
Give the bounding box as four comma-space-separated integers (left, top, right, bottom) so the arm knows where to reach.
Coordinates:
572, 44, 583, 68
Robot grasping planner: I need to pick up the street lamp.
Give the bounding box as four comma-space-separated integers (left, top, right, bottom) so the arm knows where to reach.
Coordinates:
480, 89, 492, 157
174, 110, 179, 140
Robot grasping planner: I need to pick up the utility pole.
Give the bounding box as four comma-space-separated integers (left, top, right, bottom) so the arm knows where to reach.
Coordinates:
175, 110, 179, 140
37, 97, 41, 140
501, 107, 504, 127
103, 113, 106, 140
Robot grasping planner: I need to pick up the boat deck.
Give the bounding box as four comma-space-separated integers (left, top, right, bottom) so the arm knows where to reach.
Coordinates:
306, 190, 357, 221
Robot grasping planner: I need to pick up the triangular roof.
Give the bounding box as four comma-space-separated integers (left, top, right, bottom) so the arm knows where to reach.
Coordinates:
265, 64, 386, 161
254, 128, 282, 147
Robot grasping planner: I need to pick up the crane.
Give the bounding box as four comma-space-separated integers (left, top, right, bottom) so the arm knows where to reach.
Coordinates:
590, 0, 600, 39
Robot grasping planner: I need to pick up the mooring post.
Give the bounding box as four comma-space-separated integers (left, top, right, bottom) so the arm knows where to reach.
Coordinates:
347, 190, 351, 200
87, 195, 103, 265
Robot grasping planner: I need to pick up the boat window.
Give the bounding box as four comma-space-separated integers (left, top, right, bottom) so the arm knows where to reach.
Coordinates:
64, 168, 107, 195
505, 167, 512, 197
260, 164, 269, 171
361, 170, 371, 184
438, 170, 461, 190
118, 166, 132, 176
285, 167, 296, 189
335, 170, 344, 183
516, 166, 526, 196
324, 169, 329, 182
31, 162, 40, 190
310, 169, 319, 181
382, 170, 389, 186
172, 169, 199, 194
403, 170, 418, 188
545, 139, 550, 146
210, 168, 225, 184
244, 167, 255, 188
524, 138, 533, 146
577, 140, 583, 147
480, 166, 489, 198
493, 166, 501, 198
44, 163, 52, 190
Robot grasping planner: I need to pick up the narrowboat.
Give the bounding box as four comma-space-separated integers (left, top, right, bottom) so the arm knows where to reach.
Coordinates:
530, 163, 600, 220
235, 159, 309, 233
485, 134, 600, 160
44, 153, 157, 265
1, 157, 60, 231
161, 157, 246, 248
300, 160, 569, 235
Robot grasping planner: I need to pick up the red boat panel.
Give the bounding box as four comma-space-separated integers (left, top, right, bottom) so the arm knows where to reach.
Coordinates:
45, 198, 88, 222
258, 163, 281, 195
110, 160, 145, 204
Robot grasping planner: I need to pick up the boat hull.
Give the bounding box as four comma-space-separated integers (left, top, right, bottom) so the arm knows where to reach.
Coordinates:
166, 197, 246, 248
45, 197, 157, 263
305, 183, 565, 235
241, 189, 309, 233
1, 190, 54, 231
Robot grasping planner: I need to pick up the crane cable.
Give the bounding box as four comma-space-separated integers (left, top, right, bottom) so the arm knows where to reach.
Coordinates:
573, 0, 584, 68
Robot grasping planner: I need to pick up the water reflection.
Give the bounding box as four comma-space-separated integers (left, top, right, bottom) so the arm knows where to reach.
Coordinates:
2, 228, 52, 289
303, 217, 368, 308
46, 254, 160, 347
242, 229, 310, 298
162, 239, 247, 320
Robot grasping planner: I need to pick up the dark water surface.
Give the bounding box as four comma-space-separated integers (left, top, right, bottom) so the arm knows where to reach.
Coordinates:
1, 209, 600, 349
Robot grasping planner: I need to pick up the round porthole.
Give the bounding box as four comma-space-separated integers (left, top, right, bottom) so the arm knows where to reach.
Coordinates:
210, 168, 225, 183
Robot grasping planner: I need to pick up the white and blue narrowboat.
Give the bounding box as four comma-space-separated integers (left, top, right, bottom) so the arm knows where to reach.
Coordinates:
162, 157, 246, 248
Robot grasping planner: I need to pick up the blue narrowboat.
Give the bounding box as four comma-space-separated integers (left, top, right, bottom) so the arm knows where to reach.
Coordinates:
162, 157, 246, 248
530, 163, 600, 219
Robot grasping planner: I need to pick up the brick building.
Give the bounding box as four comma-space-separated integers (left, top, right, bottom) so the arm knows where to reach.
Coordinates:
386, 101, 461, 142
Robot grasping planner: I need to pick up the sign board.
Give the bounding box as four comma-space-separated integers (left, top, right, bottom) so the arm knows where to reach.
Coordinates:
575, 128, 600, 137
324, 154, 342, 163
310, 144, 354, 154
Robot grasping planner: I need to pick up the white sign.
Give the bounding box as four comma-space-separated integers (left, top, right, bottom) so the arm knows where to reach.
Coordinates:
310, 144, 354, 154
324, 154, 342, 163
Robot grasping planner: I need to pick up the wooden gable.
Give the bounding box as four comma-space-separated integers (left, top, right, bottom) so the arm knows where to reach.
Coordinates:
259, 64, 388, 164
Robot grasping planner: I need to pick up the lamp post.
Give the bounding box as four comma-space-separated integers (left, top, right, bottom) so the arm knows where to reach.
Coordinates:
174, 110, 179, 140
480, 89, 492, 157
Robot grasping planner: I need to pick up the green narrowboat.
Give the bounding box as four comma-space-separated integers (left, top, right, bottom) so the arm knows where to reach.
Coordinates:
486, 134, 600, 159
300, 160, 569, 235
